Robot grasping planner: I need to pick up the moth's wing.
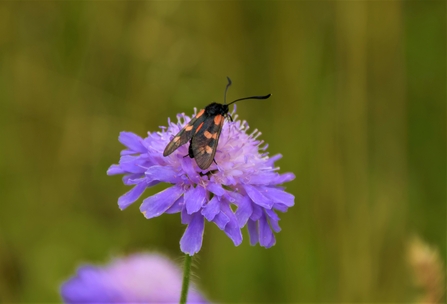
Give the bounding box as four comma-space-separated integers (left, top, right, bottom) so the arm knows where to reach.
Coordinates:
163, 109, 207, 156
191, 114, 225, 170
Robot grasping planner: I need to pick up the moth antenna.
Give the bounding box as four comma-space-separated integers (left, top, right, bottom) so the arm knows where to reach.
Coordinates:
227, 93, 271, 106
224, 77, 232, 105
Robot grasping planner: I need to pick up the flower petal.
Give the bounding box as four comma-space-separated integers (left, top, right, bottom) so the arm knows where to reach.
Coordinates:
107, 164, 126, 175
184, 186, 206, 214
261, 186, 295, 207
201, 196, 220, 221
247, 220, 259, 246
120, 149, 137, 156
119, 132, 146, 153
253, 172, 295, 185
244, 185, 274, 209
146, 165, 181, 184
275, 172, 296, 184
221, 205, 242, 245
140, 186, 184, 219
213, 212, 230, 230
122, 174, 145, 185
181, 157, 201, 184
224, 220, 242, 246
180, 212, 205, 255
235, 196, 253, 228
118, 182, 147, 210
273, 203, 288, 212
165, 196, 184, 214
207, 183, 226, 196
259, 213, 275, 248
265, 209, 281, 233
246, 172, 281, 185
181, 207, 192, 225
250, 204, 263, 221
119, 155, 146, 174
265, 153, 282, 167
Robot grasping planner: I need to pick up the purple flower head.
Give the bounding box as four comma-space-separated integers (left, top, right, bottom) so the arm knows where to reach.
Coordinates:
60, 253, 208, 303
108, 106, 295, 255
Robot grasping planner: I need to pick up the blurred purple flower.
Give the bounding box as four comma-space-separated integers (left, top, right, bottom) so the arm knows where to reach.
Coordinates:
108, 107, 295, 255
61, 253, 208, 303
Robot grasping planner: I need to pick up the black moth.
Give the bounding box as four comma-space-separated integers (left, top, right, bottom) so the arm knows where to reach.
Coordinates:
163, 77, 271, 170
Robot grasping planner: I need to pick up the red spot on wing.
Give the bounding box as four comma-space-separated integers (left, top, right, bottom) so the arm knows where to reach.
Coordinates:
195, 122, 204, 133
214, 115, 222, 125
205, 146, 213, 154
196, 109, 205, 118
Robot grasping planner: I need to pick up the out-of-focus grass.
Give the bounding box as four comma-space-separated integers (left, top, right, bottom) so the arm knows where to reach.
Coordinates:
0, 1, 444, 302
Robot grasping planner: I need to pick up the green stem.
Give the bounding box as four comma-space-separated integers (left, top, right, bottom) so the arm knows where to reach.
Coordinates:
180, 254, 192, 304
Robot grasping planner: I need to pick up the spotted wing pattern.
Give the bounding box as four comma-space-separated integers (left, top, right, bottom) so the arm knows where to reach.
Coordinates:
163, 109, 207, 156
190, 114, 225, 170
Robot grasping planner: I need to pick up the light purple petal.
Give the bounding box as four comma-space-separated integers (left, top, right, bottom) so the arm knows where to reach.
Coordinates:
273, 203, 289, 212
120, 149, 137, 156
265, 153, 282, 167
244, 185, 274, 209
265, 208, 279, 222
261, 186, 295, 207
118, 182, 147, 210
235, 196, 253, 227
222, 175, 237, 185
181, 207, 192, 224
254, 173, 295, 185
275, 172, 296, 184
119, 155, 146, 174
221, 204, 242, 245
224, 220, 242, 246
180, 213, 205, 255
140, 186, 184, 219
181, 157, 200, 184
246, 172, 281, 185
165, 196, 184, 214
213, 212, 230, 230
146, 165, 181, 184
122, 174, 145, 185
184, 186, 206, 214
247, 220, 259, 246
250, 204, 263, 221
225, 191, 243, 205
247, 172, 295, 186
119, 132, 146, 153
265, 209, 281, 233
201, 196, 220, 221
107, 164, 126, 175
259, 213, 275, 248
207, 183, 226, 196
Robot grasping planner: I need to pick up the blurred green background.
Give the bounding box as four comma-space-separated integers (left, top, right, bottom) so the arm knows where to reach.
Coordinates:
0, 1, 445, 302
